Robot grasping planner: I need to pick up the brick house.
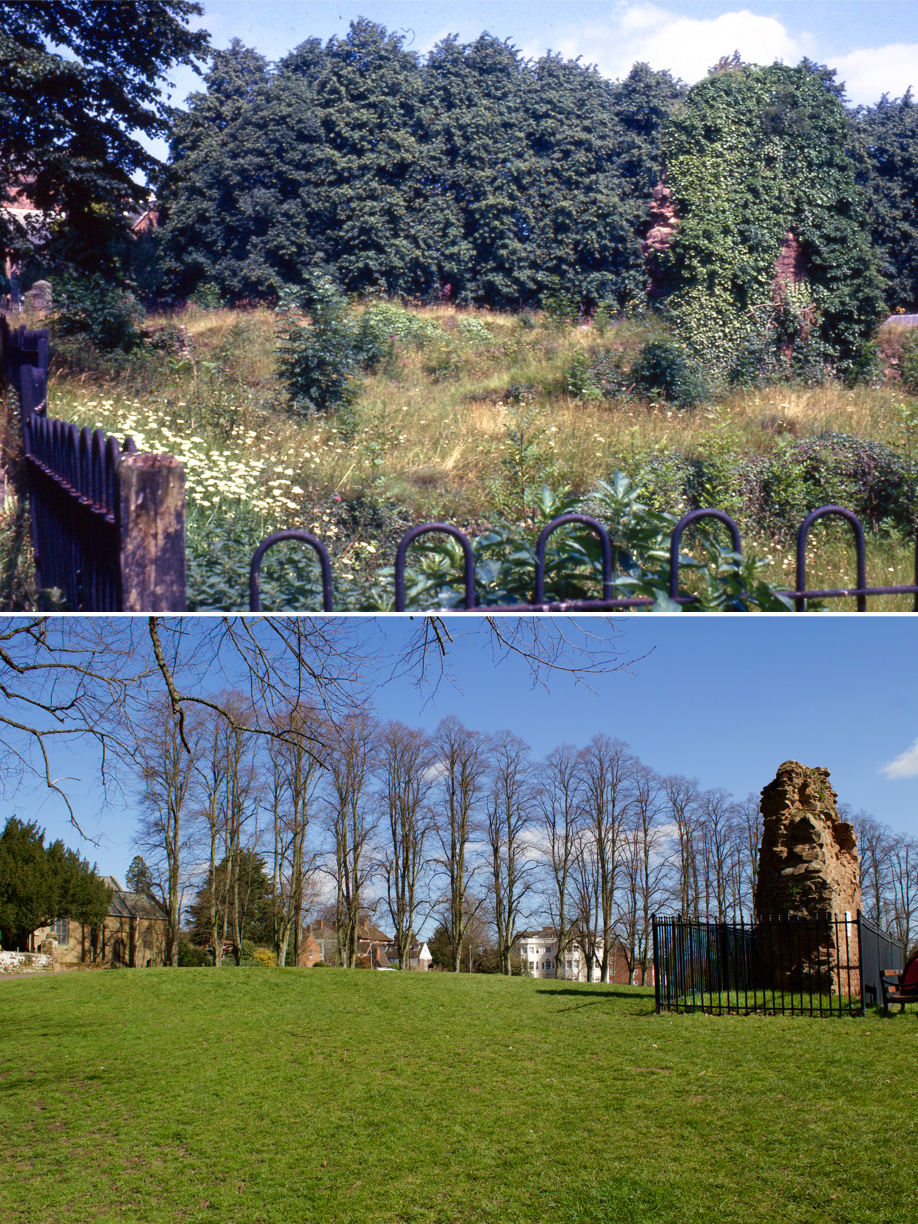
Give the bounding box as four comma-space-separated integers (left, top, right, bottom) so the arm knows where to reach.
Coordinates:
31, 876, 170, 968
298, 925, 323, 967
309, 919, 431, 970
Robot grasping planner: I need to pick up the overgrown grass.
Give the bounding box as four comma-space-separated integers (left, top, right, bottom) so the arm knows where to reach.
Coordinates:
3, 301, 918, 609
1, 969, 916, 1223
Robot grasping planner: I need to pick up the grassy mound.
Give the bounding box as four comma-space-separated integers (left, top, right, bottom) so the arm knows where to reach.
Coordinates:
1, 968, 915, 1223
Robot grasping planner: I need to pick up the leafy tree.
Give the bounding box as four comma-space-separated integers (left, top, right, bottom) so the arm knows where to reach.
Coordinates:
306, 19, 429, 297
157, 40, 286, 301
0, 0, 209, 274
126, 855, 153, 893
857, 90, 918, 312
427, 923, 453, 970
157, 19, 680, 309
421, 33, 534, 306
658, 62, 885, 381
186, 848, 274, 950
0, 817, 111, 952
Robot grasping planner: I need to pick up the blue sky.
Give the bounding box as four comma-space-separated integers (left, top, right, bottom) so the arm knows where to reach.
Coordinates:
8, 614, 918, 881
135, 1, 918, 160
163, 2, 918, 101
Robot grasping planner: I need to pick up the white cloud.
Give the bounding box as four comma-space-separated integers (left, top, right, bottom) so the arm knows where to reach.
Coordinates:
879, 738, 918, 779
832, 44, 918, 106
531, 5, 806, 85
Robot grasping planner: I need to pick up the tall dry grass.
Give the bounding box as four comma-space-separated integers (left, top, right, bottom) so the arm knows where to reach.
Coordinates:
15, 302, 917, 610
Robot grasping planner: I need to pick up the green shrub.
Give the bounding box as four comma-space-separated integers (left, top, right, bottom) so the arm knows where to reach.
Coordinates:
276, 277, 363, 416
563, 349, 603, 400
631, 432, 918, 539
353, 302, 443, 373
368, 475, 791, 611
775, 433, 918, 533
541, 281, 580, 328
52, 274, 144, 353
457, 316, 493, 346
583, 350, 633, 400
901, 332, 918, 394
190, 282, 223, 310
178, 941, 210, 967
630, 340, 708, 407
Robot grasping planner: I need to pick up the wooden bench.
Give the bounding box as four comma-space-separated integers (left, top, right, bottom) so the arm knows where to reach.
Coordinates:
879, 969, 918, 1015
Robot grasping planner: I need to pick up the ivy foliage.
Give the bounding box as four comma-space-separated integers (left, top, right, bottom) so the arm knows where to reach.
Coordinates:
658, 62, 885, 382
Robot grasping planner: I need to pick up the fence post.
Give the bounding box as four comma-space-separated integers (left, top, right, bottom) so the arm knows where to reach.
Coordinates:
651, 914, 661, 1013
118, 453, 187, 611
857, 911, 866, 1018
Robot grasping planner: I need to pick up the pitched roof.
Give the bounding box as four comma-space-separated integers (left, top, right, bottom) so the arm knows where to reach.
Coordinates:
101, 877, 169, 922
314, 919, 393, 943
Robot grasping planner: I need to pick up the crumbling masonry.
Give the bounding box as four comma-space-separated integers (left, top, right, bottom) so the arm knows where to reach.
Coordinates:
755, 761, 861, 995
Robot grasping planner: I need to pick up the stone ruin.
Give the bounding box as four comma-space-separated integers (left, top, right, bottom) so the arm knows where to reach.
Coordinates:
640, 184, 817, 358
755, 761, 861, 996
641, 181, 680, 298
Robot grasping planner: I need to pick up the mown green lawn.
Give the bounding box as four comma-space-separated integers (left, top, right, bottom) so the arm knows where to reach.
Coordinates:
2, 969, 915, 1224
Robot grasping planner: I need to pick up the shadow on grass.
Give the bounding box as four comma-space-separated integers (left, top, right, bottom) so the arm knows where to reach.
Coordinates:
537, 986, 653, 999
537, 985, 656, 1014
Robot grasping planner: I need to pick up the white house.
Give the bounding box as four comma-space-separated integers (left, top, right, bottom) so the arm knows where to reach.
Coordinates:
513, 927, 654, 984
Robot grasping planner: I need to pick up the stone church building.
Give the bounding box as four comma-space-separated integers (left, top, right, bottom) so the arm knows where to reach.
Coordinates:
30, 876, 170, 968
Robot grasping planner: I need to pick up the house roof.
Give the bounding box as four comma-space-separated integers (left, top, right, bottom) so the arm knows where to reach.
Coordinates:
314, 919, 393, 943
101, 877, 169, 922
516, 928, 558, 942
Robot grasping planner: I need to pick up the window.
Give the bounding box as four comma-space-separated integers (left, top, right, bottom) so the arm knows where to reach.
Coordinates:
50, 917, 69, 945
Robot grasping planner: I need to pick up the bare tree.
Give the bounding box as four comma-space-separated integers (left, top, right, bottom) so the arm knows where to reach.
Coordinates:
486, 731, 536, 975
2, 616, 637, 839
324, 713, 379, 969
535, 743, 583, 979
377, 720, 434, 969
734, 794, 761, 914
431, 715, 488, 973
188, 707, 229, 966
850, 811, 894, 927
888, 836, 918, 949
216, 700, 261, 966
0, 617, 153, 830
577, 735, 632, 982
662, 775, 702, 917
134, 697, 203, 965
695, 788, 739, 919
267, 706, 324, 967
616, 763, 669, 983
570, 829, 603, 981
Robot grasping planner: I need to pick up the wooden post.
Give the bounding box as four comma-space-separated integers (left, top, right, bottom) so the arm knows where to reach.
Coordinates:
118, 453, 187, 611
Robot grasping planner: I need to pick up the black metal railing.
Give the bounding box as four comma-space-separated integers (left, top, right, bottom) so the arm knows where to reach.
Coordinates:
249, 508, 918, 612
652, 912, 904, 1018
2, 316, 186, 611
1, 317, 49, 415
859, 915, 905, 1013
24, 413, 138, 610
